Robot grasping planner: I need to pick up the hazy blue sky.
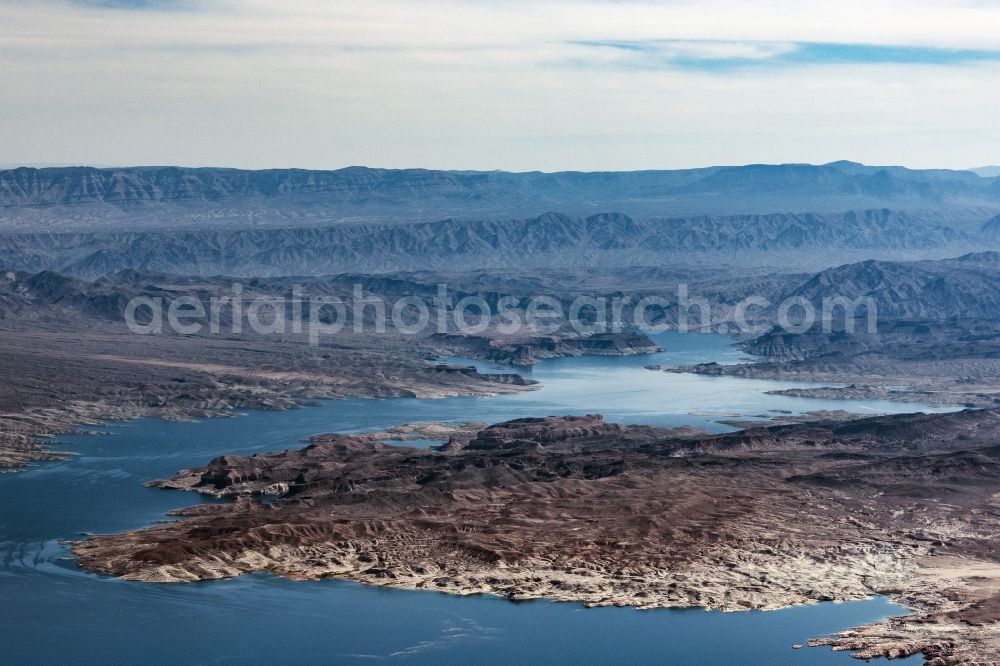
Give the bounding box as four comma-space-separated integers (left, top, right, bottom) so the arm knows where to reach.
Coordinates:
2, 0, 999, 171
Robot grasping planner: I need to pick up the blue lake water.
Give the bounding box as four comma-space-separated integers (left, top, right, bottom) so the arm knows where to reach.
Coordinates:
0, 333, 932, 664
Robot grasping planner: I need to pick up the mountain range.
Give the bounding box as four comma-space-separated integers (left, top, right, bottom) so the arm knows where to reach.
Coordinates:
0, 208, 987, 279
1, 161, 998, 233
2, 161, 999, 278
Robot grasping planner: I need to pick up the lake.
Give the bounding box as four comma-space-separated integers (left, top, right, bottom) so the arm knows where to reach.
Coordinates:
0, 332, 932, 664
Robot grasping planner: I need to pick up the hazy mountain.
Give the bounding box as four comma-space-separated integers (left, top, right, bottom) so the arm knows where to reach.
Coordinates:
1, 162, 998, 233
0, 268, 137, 323
743, 251, 1000, 359
0, 209, 981, 279
2, 161, 998, 278
980, 214, 1000, 234
782, 251, 1000, 321
970, 166, 1000, 178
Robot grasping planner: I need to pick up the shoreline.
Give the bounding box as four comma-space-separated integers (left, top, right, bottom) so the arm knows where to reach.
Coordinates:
0, 325, 667, 473
71, 411, 1000, 663
0, 357, 537, 472
647, 359, 1000, 409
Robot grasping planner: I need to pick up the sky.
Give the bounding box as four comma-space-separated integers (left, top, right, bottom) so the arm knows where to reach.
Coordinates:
1, 0, 999, 172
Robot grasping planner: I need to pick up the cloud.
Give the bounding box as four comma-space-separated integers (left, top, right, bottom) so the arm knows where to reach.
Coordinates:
566, 39, 1000, 72
569, 40, 799, 70
652, 41, 798, 61
1, 0, 999, 170
72, 0, 194, 9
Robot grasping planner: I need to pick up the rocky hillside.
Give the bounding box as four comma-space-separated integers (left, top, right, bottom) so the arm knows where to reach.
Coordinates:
782, 251, 1000, 321
742, 251, 1000, 359
0, 208, 985, 279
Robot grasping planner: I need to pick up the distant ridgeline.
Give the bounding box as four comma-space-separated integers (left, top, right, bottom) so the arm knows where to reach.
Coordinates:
0, 162, 998, 277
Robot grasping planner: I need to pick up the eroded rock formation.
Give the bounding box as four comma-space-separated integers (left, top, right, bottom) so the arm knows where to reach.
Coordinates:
74, 411, 1000, 663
